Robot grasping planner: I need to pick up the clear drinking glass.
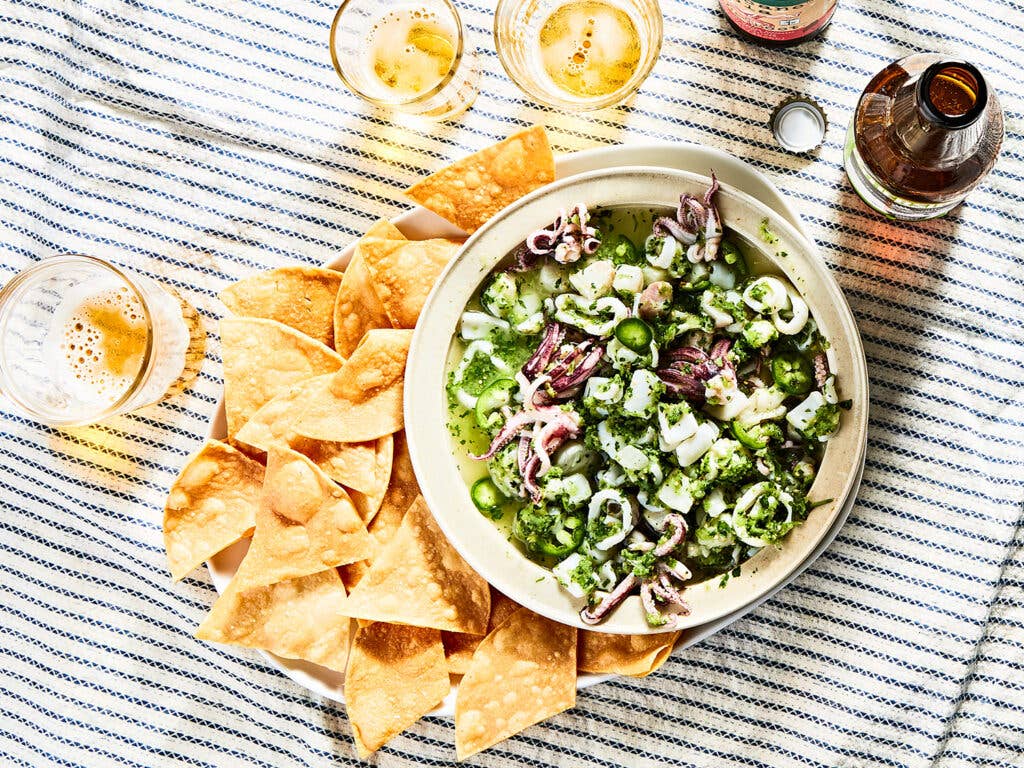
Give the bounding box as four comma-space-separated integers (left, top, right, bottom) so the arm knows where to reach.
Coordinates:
494, 0, 663, 111
0, 255, 205, 427
330, 0, 479, 120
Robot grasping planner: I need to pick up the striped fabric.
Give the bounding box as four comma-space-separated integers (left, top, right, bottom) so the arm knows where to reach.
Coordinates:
1, 0, 1022, 765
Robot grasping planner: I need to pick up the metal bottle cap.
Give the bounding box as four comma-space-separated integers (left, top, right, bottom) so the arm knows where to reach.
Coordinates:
770, 95, 828, 153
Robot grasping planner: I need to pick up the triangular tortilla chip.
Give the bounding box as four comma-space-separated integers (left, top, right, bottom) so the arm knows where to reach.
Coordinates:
236, 446, 372, 588
577, 630, 679, 677
294, 329, 412, 443
341, 496, 489, 634
333, 219, 405, 357
220, 317, 343, 437
234, 377, 388, 495
219, 266, 343, 348
456, 606, 576, 759
362, 218, 405, 242
163, 440, 264, 581
343, 433, 393, 522
306, 434, 389, 498
344, 622, 449, 758
487, 589, 522, 632
404, 126, 555, 234
442, 630, 483, 675
340, 431, 420, 591
195, 568, 351, 674
359, 237, 461, 329
438, 589, 525, 676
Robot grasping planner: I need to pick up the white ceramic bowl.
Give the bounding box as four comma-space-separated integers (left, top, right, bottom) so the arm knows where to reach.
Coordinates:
406, 166, 869, 635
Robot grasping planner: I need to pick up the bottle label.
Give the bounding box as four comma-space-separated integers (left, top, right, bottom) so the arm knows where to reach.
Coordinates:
720, 0, 836, 42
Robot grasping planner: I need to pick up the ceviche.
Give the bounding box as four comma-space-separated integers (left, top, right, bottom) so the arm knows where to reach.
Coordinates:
446, 176, 847, 628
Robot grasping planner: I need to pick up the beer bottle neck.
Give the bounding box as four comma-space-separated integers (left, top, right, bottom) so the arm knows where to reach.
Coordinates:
893, 60, 989, 161
916, 61, 987, 129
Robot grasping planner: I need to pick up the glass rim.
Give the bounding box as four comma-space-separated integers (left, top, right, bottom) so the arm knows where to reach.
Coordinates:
493, 0, 663, 111
329, 0, 467, 107
0, 254, 157, 427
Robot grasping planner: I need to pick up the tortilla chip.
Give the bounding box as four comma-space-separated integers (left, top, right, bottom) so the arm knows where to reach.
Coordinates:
341, 496, 489, 634
404, 126, 554, 234
443, 631, 483, 675
344, 433, 393, 522
234, 379, 388, 495
333, 220, 405, 357
220, 317, 343, 437
195, 568, 351, 674
456, 606, 576, 759
338, 495, 409, 594
376, 430, 421, 523
577, 630, 679, 677
363, 218, 405, 242
163, 440, 264, 581
235, 446, 372, 588
305, 435, 388, 497
219, 266, 343, 348
487, 589, 522, 632
344, 622, 449, 757
340, 431, 420, 591
359, 238, 461, 329
294, 329, 412, 443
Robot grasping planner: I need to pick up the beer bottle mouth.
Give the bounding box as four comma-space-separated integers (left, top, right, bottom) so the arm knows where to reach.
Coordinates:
917, 61, 987, 129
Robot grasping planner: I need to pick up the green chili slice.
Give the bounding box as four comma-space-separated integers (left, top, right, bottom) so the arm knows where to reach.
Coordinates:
731, 421, 769, 450
614, 318, 654, 352
470, 477, 506, 517
474, 378, 518, 432
513, 506, 584, 558
771, 351, 814, 396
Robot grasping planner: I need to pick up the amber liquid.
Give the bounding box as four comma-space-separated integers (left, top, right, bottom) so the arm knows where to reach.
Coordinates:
852, 61, 998, 205
369, 8, 456, 97
537, 0, 642, 99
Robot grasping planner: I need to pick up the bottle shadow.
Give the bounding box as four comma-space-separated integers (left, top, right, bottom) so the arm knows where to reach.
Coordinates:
827, 185, 962, 322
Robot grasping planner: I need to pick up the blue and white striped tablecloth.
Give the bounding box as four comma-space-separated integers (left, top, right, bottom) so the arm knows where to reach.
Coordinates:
2, 1, 1022, 766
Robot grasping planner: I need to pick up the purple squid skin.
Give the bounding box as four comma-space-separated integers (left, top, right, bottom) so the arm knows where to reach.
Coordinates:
814, 352, 829, 389
653, 513, 688, 557
544, 339, 592, 383
522, 322, 564, 379
638, 281, 673, 321
682, 194, 708, 231
469, 405, 572, 461
580, 573, 638, 625
709, 338, 732, 363
653, 215, 695, 245
547, 346, 604, 394
524, 205, 598, 266
664, 345, 709, 364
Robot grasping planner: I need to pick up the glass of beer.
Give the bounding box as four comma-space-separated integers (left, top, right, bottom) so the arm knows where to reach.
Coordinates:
330, 0, 479, 120
494, 0, 663, 111
0, 255, 204, 427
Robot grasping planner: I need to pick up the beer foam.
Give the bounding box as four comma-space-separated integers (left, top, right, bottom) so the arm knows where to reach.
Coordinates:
53, 279, 148, 407
367, 5, 456, 97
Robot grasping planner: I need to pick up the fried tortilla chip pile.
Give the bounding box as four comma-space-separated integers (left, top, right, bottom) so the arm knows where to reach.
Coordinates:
162, 127, 682, 761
